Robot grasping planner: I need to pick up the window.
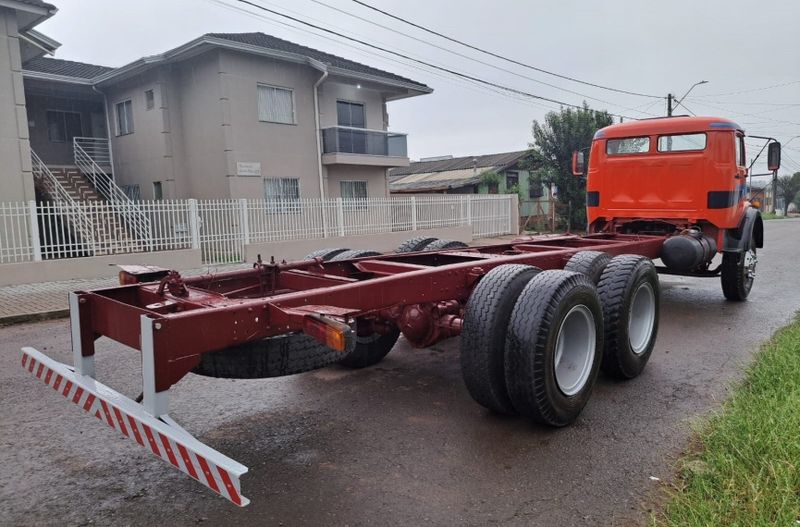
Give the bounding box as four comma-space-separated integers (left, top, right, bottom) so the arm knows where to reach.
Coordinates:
735, 134, 745, 166
152, 181, 163, 200
337, 101, 365, 128
657, 133, 706, 152
264, 177, 300, 212
341, 180, 367, 199
116, 100, 134, 135
46, 110, 82, 143
505, 171, 519, 190
257, 85, 295, 124
145, 90, 155, 110
607, 137, 650, 155
337, 101, 367, 154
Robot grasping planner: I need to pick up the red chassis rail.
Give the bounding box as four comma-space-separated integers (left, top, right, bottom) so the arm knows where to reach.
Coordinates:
74, 233, 664, 397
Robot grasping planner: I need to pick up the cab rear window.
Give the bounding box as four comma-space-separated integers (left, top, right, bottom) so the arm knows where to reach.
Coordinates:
606, 137, 650, 155
657, 133, 706, 152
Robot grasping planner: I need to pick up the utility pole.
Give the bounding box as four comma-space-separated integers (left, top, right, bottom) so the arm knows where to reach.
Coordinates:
667, 94, 673, 116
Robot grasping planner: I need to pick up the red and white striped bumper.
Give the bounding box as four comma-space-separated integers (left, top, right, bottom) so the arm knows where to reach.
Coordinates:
20, 347, 250, 507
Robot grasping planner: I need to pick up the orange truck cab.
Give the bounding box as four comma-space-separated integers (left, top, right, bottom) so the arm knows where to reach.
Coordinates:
573, 116, 782, 300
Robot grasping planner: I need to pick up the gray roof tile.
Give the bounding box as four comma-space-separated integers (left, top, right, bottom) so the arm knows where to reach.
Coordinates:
389, 150, 531, 178
24, 57, 113, 79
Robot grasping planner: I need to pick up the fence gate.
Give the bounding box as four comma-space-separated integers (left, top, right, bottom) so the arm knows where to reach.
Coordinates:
197, 200, 245, 265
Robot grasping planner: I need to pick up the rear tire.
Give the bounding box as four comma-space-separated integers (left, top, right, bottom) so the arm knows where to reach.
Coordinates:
305, 248, 350, 261
192, 333, 349, 379
329, 249, 382, 261
564, 251, 611, 284
424, 239, 469, 251
721, 237, 756, 301
597, 255, 660, 379
460, 264, 542, 414
338, 323, 400, 369
396, 236, 438, 253
504, 271, 603, 426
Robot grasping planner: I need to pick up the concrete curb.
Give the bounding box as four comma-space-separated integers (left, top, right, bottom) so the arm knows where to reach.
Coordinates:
0, 309, 70, 327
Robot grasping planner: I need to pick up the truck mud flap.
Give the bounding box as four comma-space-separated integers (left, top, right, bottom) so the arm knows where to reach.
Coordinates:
20, 347, 250, 507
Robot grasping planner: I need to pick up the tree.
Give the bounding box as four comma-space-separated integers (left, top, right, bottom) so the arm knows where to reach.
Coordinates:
528, 103, 613, 229
775, 172, 800, 216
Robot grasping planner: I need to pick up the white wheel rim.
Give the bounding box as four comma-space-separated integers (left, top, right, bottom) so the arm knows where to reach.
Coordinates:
628, 282, 656, 355
554, 304, 596, 396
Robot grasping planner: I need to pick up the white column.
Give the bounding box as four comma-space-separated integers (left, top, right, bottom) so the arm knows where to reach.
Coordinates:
188, 199, 200, 249
28, 200, 41, 261
238, 198, 250, 245
410, 196, 417, 231
336, 197, 345, 237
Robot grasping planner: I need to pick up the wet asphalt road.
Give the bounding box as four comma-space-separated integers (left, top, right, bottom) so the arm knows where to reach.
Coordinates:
1, 219, 799, 527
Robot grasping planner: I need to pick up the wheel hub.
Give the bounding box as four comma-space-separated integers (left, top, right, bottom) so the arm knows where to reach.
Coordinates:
554, 304, 596, 396
628, 282, 656, 355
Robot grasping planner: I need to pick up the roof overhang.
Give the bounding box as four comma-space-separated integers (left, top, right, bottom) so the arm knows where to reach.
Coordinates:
0, 0, 57, 31
91, 35, 431, 96
22, 69, 94, 85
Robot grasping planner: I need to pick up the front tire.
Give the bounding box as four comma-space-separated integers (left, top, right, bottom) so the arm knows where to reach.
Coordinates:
721, 238, 756, 301
504, 270, 604, 426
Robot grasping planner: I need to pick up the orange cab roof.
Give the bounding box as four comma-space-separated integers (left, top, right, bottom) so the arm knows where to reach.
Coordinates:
594, 116, 743, 140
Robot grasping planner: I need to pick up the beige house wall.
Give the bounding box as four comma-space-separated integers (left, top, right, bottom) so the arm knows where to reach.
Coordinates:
219, 50, 322, 200
104, 67, 176, 200
0, 7, 33, 202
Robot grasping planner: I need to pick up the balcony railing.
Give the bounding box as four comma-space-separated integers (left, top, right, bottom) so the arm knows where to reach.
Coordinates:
321, 126, 407, 157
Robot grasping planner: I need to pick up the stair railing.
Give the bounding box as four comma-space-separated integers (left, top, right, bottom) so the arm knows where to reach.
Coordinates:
30, 149, 96, 254
73, 138, 152, 244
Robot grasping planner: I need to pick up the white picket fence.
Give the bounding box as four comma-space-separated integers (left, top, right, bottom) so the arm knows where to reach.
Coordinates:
0, 195, 515, 265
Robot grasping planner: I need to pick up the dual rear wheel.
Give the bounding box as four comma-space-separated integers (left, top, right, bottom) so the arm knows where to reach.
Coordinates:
460, 253, 660, 426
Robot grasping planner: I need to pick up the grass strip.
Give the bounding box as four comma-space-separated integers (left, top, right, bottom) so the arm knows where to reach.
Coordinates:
656, 316, 800, 526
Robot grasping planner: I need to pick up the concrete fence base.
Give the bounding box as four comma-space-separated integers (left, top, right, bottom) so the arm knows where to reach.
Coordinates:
0, 226, 474, 286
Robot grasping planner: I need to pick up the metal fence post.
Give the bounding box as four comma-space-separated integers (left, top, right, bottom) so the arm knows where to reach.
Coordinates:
28, 200, 42, 261
410, 196, 417, 231
238, 198, 250, 245
336, 197, 345, 237
188, 199, 200, 249
466, 195, 472, 225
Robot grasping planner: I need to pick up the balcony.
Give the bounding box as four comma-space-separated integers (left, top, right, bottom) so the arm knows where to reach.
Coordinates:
321, 126, 409, 167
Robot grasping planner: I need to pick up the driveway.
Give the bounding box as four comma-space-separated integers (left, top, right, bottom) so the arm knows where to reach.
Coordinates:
2, 219, 799, 526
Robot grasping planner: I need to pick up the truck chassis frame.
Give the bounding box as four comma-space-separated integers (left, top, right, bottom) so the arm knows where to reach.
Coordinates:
22, 233, 666, 505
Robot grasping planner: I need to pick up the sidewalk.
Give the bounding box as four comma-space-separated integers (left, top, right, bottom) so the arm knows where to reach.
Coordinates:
0, 263, 250, 325
0, 235, 522, 325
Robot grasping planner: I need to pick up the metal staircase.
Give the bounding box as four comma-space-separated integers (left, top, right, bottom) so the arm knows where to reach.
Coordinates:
73, 137, 152, 243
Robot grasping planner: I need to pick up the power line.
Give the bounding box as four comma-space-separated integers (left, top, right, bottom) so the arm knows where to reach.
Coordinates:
691, 80, 800, 97
307, 0, 660, 117
230, 0, 640, 119
208, 0, 572, 114
351, 0, 663, 99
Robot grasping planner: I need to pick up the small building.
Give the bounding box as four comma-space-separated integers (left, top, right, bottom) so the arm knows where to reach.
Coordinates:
389, 150, 550, 220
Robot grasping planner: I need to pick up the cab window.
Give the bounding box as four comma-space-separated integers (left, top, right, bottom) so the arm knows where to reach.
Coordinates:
734, 134, 745, 166
606, 137, 650, 155
657, 133, 706, 152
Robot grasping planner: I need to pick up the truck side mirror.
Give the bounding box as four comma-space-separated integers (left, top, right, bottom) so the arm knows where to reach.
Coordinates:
572, 151, 586, 177
767, 142, 781, 171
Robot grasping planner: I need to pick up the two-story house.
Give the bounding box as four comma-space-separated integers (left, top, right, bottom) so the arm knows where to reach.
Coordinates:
11, 30, 431, 207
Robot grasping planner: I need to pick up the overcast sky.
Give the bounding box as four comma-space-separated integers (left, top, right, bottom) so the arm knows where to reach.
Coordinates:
37, 0, 800, 175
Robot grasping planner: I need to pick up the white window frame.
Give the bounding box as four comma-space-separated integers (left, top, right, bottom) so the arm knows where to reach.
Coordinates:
257, 84, 296, 125
264, 177, 301, 213
115, 99, 134, 136
340, 180, 368, 210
